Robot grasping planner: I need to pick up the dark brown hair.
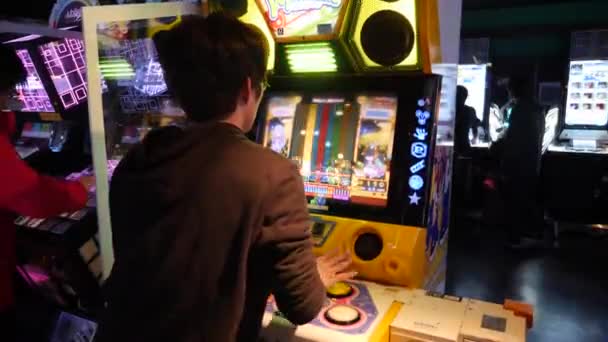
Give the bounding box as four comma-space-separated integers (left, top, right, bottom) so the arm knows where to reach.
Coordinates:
0, 45, 26, 93
155, 13, 269, 122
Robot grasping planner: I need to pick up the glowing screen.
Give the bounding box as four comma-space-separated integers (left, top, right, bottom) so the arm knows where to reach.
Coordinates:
98, 37, 180, 114
259, 0, 344, 38
39, 38, 89, 110
565, 60, 608, 126
457, 64, 487, 121
13, 50, 55, 112
262, 94, 397, 207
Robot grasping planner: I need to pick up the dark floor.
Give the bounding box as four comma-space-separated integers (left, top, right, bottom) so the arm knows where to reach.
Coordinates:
446, 217, 608, 342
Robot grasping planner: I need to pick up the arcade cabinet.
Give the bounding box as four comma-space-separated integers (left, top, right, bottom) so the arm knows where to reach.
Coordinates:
544, 59, 608, 227
232, 0, 530, 341
0, 21, 105, 311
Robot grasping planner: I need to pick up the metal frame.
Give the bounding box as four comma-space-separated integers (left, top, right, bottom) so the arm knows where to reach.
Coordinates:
0, 21, 83, 40
83, 2, 200, 280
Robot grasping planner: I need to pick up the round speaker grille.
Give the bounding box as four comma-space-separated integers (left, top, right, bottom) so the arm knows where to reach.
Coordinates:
360, 10, 415, 66
354, 232, 383, 261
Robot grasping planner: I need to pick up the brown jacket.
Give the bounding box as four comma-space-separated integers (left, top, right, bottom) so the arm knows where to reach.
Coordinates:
96, 122, 325, 342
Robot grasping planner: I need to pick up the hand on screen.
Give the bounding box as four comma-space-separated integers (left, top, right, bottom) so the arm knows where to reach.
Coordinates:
316, 250, 357, 288
78, 176, 96, 192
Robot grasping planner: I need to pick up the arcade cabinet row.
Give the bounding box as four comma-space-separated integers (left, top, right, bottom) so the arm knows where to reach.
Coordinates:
544, 59, 608, 225
0, 24, 107, 311
456, 64, 560, 152
455, 58, 608, 225
5, 1, 532, 341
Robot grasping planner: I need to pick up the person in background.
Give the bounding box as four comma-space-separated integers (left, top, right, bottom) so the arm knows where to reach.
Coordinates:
96, 13, 355, 342
0, 45, 92, 338
455, 85, 483, 156
501, 76, 545, 248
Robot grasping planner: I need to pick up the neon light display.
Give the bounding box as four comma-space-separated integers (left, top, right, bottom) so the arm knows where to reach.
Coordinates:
13, 50, 55, 112
39, 38, 89, 109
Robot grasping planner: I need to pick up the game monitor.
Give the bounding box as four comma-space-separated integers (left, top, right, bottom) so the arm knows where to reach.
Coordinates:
565, 60, 608, 127
10, 49, 56, 113
457, 64, 487, 122
261, 94, 397, 208
95, 18, 186, 159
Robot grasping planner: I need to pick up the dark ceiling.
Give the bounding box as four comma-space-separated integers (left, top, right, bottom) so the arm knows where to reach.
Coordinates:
463, 0, 576, 10
0, 0, 598, 26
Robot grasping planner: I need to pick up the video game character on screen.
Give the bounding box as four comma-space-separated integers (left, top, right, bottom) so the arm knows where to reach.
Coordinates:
262, 93, 397, 208
262, 95, 302, 157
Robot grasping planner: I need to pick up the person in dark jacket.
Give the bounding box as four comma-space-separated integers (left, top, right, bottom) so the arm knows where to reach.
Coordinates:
0, 45, 91, 339
96, 13, 355, 342
455, 85, 482, 156
502, 76, 545, 248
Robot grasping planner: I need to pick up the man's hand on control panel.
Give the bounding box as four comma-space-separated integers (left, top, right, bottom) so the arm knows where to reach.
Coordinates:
316, 250, 357, 288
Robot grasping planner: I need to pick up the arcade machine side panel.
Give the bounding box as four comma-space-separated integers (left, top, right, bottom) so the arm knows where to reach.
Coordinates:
426, 64, 457, 293
257, 74, 442, 289
83, 2, 200, 279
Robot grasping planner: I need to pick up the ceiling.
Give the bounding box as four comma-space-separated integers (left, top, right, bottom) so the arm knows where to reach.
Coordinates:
463, 0, 576, 10
0, 0, 599, 29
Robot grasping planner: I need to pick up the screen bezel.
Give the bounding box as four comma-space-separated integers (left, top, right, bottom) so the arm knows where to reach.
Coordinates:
256, 74, 442, 226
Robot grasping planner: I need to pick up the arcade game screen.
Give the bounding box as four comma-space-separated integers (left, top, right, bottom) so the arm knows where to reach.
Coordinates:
259, 0, 344, 38
39, 38, 90, 110
11, 49, 55, 113
98, 20, 183, 115
565, 60, 608, 126
261, 94, 397, 207
95, 18, 185, 159
457, 64, 487, 122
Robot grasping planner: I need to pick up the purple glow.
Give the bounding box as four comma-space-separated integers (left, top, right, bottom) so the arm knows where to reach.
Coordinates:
14, 50, 55, 112
39, 38, 88, 110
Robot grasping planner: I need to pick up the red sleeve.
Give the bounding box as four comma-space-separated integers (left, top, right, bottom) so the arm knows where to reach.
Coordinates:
0, 136, 88, 218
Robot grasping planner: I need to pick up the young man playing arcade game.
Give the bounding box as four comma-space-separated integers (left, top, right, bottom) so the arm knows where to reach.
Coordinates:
0, 45, 93, 338
96, 13, 355, 342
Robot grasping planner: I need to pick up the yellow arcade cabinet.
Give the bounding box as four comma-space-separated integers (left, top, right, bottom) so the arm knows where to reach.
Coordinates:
229, 1, 531, 341
220, 0, 445, 340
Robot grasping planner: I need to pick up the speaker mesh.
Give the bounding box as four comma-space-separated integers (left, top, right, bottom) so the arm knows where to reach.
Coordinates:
360, 10, 415, 66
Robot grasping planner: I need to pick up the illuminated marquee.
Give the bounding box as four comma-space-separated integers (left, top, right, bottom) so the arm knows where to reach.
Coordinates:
264, 0, 341, 20
260, 0, 344, 39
